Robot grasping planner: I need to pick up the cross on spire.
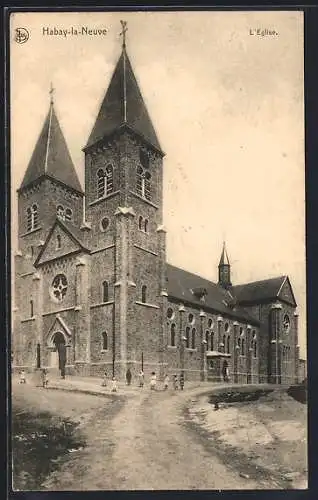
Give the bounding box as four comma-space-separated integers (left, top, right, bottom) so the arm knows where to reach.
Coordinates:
120, 20, 128, 49
49, 82, 55, 105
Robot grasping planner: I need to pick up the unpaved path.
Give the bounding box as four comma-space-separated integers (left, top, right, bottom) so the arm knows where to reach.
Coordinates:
106, 388, 261, 490
13, 383, 304, 490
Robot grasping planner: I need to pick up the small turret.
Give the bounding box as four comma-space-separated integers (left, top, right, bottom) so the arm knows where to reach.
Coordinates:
218, 242, 232, 289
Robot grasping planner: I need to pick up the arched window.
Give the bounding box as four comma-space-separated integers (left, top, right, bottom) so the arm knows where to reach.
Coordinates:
97, 169, 106, 198
241, 338, 245, 356
144, 219, 149, 233
102, 281, 109, 303
32, 204, 38, 229
226, 335, 230, 354
185, 326, 190, 348
211, 331, 214, 351
65, 208, 73, 221
145, 172, 151, 200
30, 299, 34, 317
170, 324, 176, 347
205, 330, 209, 346
27, 204, 39, 231
253, 340, 257, 358
102, 331, 108, 350
56, 234, 61, 250
105, 164, 114, 195
136, 166, 151, 201
57, 205, 65, 220
136, 166, 143, 196
141, 285, 147, 304
191, 328, 196, 349
222, 334, 226, 349
238, 337, 241, 351
138, 215, 143, 230
27, 207, 32, 231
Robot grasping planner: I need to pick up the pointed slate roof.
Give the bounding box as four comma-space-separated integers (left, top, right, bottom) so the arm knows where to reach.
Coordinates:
166, 264, 259, 325
85, 48, 162, 153
19, 103, 83, 194
233, 276, 290, 305
219, 242, 230, 266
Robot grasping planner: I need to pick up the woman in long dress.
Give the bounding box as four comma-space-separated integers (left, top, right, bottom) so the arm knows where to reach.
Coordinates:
150, 372, 157, 390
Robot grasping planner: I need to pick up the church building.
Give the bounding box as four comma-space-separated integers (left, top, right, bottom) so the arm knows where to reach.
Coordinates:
13, 27, 300, 384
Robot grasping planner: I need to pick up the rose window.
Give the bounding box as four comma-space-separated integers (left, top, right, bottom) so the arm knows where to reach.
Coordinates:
51, 274, 68, 302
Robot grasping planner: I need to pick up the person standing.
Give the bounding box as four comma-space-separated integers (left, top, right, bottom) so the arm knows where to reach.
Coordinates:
111, 376, 118, 392
41, 368, 48, 388
179, 372, 184, 391
225, 365, 230, 383
138, 370, 145, 388
150, 372, 157, 390
173, 374, 178, 390
163, 373, 169, 390
126, 368, 132, 386
101, 370, 107, 387
19, 370, 26, 384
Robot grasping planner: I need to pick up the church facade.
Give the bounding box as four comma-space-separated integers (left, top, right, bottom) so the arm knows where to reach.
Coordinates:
13, 34, 300, 384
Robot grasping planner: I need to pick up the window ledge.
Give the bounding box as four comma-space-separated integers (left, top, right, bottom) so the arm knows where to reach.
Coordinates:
100, 349, 108, 353
135, 301, 160, 309
129, 191, 159, 209
20, 226, 42, 238
167, 345, 177, 349
89, 190, 120, 207
185, 348, 197, 352
21, 316, 36, 323
90, 301, 114, 309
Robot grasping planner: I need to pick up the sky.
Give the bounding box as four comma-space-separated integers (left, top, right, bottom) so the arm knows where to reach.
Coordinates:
10, 11, 306, 358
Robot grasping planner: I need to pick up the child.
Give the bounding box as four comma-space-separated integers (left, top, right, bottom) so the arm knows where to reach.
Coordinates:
163, 374, 169, 390
101, 371, 107, 387
179, 372, 184, 391
111, 376, 117, 392
19, 370, 26, 384
138, 370, 145, 388
41, 368, 49, 388
150, 372, 157, 390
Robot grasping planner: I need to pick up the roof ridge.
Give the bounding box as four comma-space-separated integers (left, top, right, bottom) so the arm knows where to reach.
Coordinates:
233, 275, 287, 288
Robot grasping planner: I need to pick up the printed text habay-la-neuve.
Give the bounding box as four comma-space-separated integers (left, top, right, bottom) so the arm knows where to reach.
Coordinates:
42, 27, 108, 37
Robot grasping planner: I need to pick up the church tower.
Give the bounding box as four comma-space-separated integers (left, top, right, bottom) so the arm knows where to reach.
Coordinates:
218, 242, 232, 289
14, 90, 83, 368
17, 91, 83, 258
83, 22, 167, 378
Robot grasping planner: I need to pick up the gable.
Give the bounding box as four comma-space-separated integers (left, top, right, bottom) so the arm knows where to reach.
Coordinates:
278, 277, 297, 307
35, 221, 88, 266
46, 315, 72, 347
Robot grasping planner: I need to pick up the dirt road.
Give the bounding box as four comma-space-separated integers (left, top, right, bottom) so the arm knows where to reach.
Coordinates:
13, 382, 306, 490
39, 386, 267, 490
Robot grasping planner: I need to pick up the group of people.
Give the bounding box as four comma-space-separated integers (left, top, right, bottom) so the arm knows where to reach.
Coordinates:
18, 368, 49, 388
101, 369, 186, 392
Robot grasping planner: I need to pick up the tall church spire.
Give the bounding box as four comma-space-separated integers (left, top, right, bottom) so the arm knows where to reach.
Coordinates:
19, 87, 83, 194
218, 241, 232, 289
84, 21, 162, 153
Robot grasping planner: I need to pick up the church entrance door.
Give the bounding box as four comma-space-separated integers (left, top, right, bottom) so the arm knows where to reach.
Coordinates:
50, 332, 66, 376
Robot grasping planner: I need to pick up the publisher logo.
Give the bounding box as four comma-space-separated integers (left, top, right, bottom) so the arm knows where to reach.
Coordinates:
15, 27, 29, 44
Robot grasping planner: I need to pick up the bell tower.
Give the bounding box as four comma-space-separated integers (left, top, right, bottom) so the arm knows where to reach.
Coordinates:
83, 21, 166, 378
218, 242, 232, 289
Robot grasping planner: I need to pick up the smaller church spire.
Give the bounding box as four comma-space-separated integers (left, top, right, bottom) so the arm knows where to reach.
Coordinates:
218, 241, 232, 289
